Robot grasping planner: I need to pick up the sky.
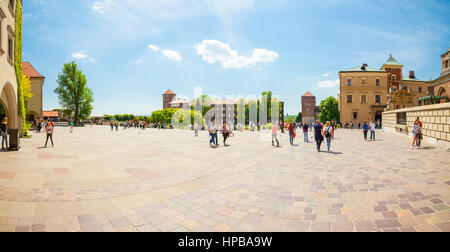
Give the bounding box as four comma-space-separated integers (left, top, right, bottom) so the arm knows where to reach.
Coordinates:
23, 0, 450, 116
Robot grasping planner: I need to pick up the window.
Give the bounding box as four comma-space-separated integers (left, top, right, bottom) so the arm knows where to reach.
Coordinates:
375, 95, 381, 103
418, 87, 422, 93
376, 78, 381, 86
347, 79, 352, 86
361, 94, 367, 103
353, 112, 358, 119
8, 0, 15, 16
8, 36, 13, 60
397, 112, 407, 125
347, 95, 352, 103
361, 78, 367, 84
392, 75, 396, 81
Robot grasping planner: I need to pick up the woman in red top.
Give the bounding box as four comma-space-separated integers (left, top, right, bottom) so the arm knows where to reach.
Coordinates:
288, 123, 295, 145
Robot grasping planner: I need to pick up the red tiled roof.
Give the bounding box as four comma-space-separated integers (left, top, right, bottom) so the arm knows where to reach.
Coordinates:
43, 111, 59, 118
302, 92, 315, 97
22, 62, 45, 78
163, 89, 175, 95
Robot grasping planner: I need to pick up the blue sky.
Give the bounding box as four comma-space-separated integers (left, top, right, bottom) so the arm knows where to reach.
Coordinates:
23, 0, 449, 116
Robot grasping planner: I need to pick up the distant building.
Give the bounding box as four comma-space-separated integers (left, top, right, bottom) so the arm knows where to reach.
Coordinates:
43, 111, 59, 122
23, 62, 44, 121
164, 90, 285, 124
301, 92, 316, 123
162, 89, 176, 109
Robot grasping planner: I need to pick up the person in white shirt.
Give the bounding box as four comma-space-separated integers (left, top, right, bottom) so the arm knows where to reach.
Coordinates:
324, 121, 334, 153
369, 121, 376, 140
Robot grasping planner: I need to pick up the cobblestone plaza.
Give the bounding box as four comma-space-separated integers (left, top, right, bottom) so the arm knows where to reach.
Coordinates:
0, 126, 449, 232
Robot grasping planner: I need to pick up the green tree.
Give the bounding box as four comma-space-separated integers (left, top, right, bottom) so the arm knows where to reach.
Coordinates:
54, 62, 94, 123
295, 112, 302, 123
319, 97, 340, 123
261, 91, 272, 121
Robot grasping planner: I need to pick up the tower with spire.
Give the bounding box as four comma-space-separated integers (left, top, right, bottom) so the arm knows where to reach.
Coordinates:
381, 54, 404, 92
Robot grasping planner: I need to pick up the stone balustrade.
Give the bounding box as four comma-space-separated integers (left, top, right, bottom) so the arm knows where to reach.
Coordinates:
382, 103, 450, 148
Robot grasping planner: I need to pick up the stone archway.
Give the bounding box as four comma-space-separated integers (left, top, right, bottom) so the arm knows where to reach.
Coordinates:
437, 87, 447, 97
0, 82, 20, 149
27, 111, 39, 122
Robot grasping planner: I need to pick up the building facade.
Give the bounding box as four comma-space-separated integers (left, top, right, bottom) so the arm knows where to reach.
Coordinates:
301, 92, 316, 123
23, 62, 44, 121
428, 48, 450, 98
339, 55, 430, 125
0, 0, 20, 149
339, 64, 389, 125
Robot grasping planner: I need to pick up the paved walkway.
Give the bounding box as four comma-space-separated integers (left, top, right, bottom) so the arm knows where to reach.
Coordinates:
0, 126, 449, 232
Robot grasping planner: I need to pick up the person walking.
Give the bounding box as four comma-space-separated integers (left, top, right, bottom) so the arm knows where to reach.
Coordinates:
110, 121, 114, 131
411, 119, 421, 149
369, 121, 376, 140
314, 120, 324, 152
350, 121, 354, 131
362, 121, 369, 141
194, 122, 199, 137
288, 122, 295, 145
222, 122, 230, 146
44, 121, 54, 148
1, 117, 8, 150
272, 121, 280, 147
69, 120, 74, 133
209, 121, 217, 147
324, 121, 333, 153
303, 123, 309, 142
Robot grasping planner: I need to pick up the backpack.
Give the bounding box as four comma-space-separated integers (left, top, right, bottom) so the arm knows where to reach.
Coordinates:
325, 127, 332, 138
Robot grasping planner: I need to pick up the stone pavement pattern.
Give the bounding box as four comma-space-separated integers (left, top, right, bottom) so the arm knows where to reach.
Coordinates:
0, 126, 449, 232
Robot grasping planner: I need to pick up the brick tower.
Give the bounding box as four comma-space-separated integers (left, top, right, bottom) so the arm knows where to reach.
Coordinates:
301, 92, 316, 123
163, 89, 176, 109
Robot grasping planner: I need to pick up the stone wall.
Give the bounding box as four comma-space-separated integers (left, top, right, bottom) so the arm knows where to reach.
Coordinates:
382, 103, 450, 148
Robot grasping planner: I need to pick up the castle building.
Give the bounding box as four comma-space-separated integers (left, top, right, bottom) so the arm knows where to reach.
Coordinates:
338, 54, 429, 125
428, 48, 450, 98
23, 62, 44, 121
0, 0, 20, 149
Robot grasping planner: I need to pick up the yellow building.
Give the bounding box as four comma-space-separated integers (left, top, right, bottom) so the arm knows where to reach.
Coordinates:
339, 64, 389, 125
339, 55, 429, 125
23, 62, 44, 121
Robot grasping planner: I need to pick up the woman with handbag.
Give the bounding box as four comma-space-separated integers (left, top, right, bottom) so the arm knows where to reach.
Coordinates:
411, 119, 421, 149
44, 121, 54, 148
324, 121, 334, 153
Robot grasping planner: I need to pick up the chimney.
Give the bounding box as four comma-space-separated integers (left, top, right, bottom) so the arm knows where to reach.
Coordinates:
409, 71, 415, 79
361, 63, 367, 70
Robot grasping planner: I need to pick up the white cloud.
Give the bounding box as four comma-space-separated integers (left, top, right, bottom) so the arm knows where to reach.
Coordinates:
137, 59, 144, 63
162, 50, 182, 62
317, 79, 339, 88
71, 52, 95, 62
92, 1, 105, 14
71, 52, 88, 59
194, 40, 278, 69
148, 44, 159, 52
